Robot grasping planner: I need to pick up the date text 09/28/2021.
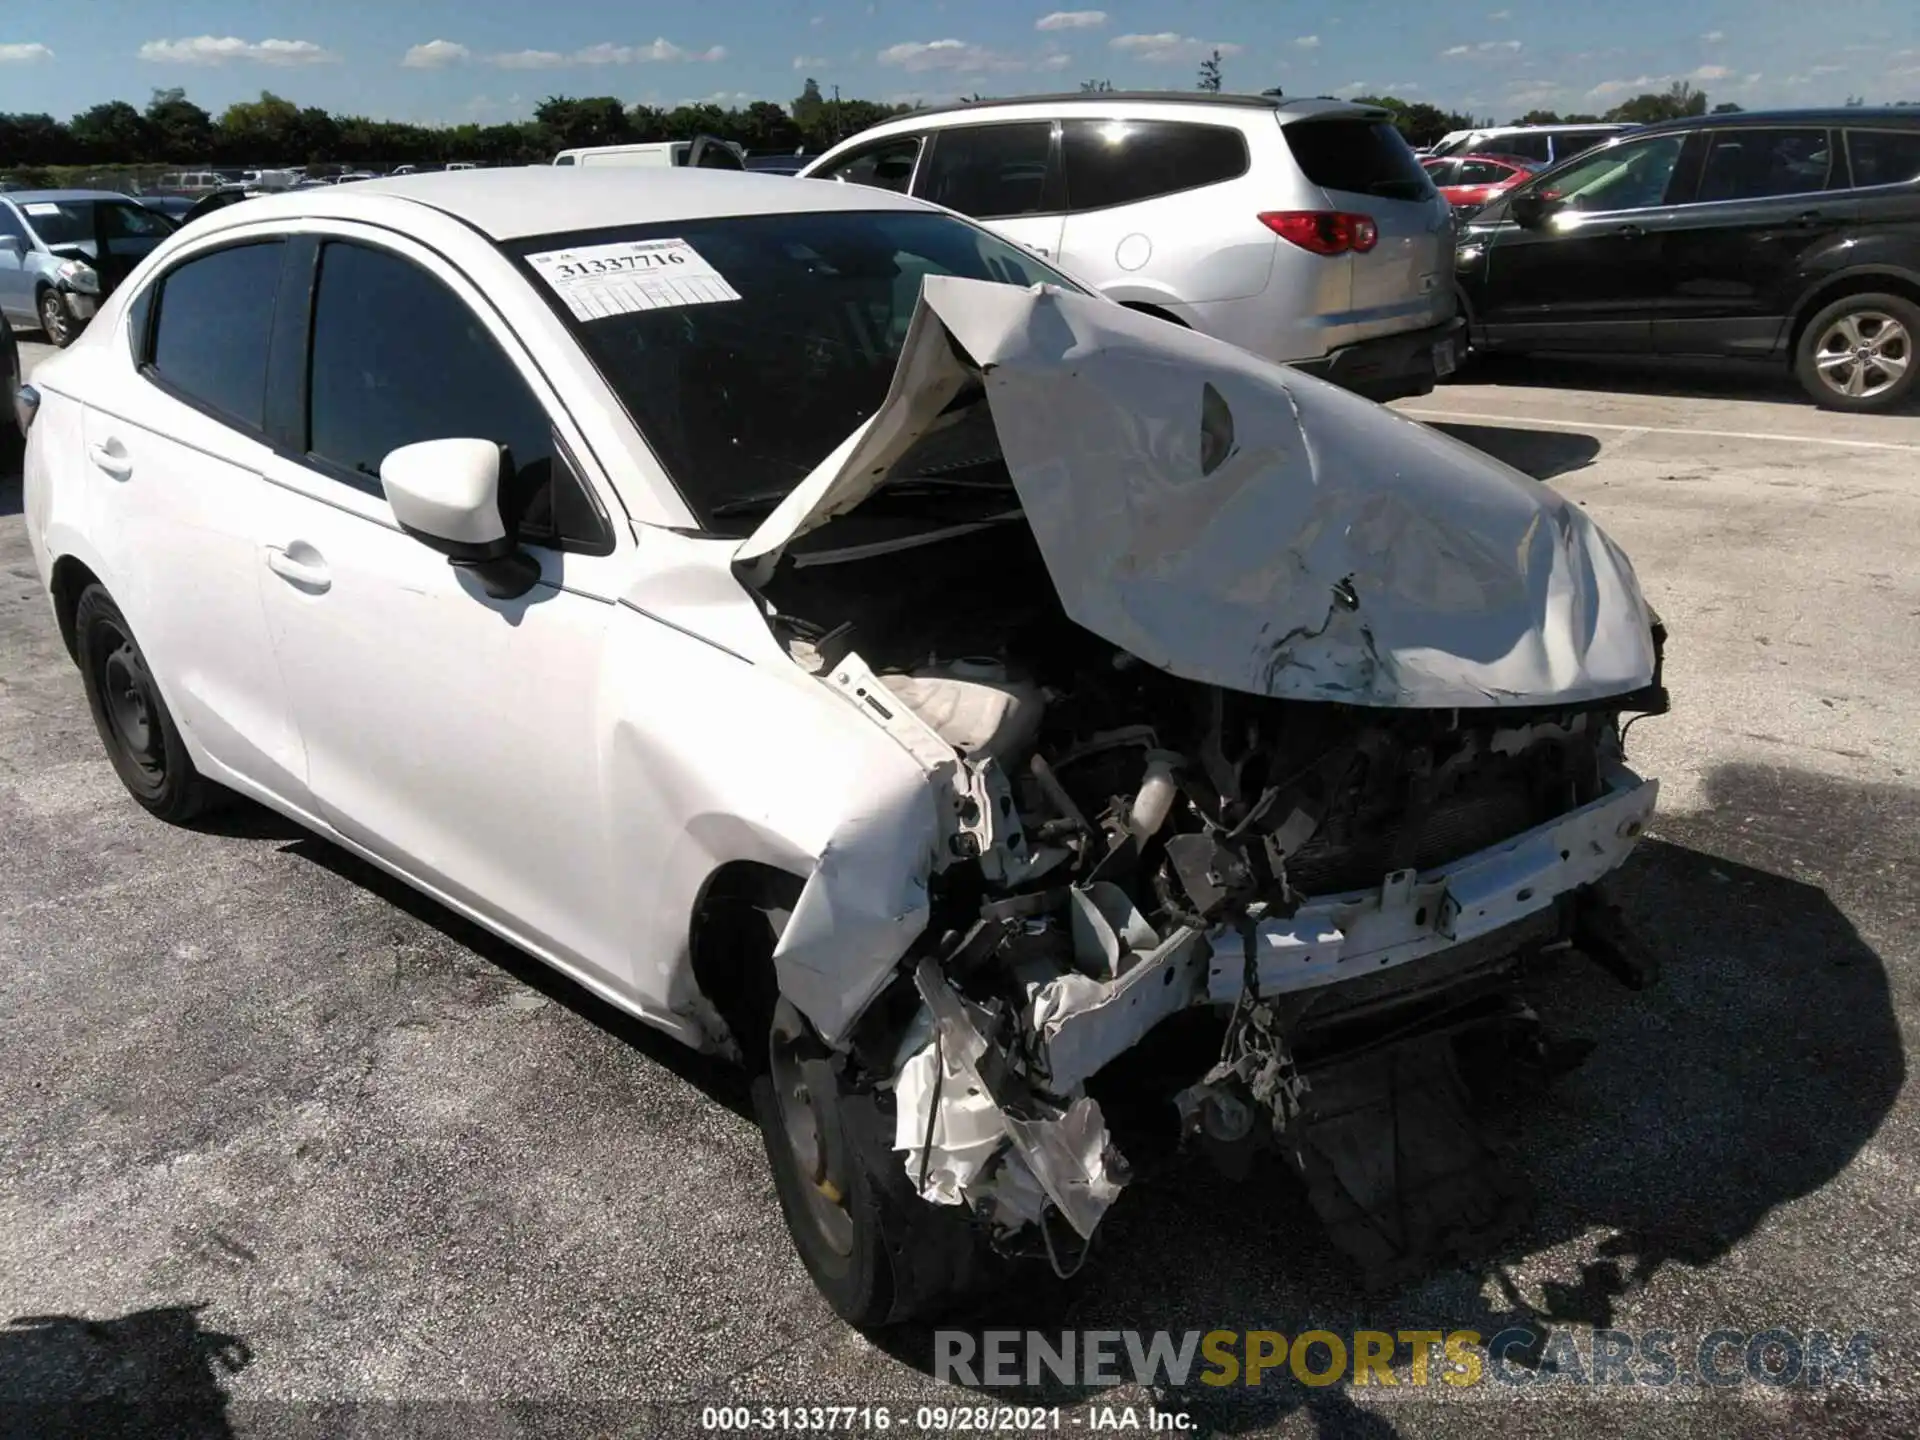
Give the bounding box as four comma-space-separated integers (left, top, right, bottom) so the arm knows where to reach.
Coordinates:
700, 1407, 1191, 1432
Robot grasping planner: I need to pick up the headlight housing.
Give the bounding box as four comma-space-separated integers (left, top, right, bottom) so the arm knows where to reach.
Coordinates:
55, 259, 101, 295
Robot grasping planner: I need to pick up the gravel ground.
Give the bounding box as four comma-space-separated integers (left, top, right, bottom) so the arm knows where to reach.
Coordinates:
3, 335, 1917, 1439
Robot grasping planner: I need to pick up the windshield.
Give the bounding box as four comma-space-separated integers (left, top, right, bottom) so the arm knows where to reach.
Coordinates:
509, 209, 1074, 531
22, 199, 174, 248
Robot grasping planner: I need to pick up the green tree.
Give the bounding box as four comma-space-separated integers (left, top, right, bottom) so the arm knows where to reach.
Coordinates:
792, 78, 828, 134
0, 112, 76, 167
534, 96, 633, 151
1605, 80, 1708, 125
1711, 101, 1744, 114
69, 101, 153, 162
1197, 49, 1224, 93
1080, 79, 1114, 93
219, 91, 302, 162
144, 88, 213, 161
1517, 109, 1564, 126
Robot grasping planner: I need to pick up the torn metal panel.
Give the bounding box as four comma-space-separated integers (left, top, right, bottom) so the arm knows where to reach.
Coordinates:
739, 275, 1656, 709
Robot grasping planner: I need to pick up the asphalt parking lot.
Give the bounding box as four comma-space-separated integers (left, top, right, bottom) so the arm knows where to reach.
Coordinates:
4, 333, 1918, 1439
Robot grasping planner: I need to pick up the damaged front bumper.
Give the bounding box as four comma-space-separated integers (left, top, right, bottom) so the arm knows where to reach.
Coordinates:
893, 765, 1657, 1250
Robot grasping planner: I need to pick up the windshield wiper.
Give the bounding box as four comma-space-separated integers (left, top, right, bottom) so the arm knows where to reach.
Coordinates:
708, 474, 1014, 519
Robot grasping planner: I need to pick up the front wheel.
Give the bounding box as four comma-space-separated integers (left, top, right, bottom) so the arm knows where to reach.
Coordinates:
38, 288, 79, 348
1794, 293, 1918, 413
751, 997, 1004, 1328
73, 584, 221, 822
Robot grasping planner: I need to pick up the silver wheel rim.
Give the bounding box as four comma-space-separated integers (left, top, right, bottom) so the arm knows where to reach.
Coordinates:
1813, 310, 1910, 400
40, 292, 69, 344
767, 999, 856, 1258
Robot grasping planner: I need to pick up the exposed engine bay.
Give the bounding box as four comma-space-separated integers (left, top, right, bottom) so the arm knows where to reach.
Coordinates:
761, 515, 1666, 1285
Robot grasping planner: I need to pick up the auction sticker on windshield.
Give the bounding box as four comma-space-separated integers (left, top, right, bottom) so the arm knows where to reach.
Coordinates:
525, 238, 741, 321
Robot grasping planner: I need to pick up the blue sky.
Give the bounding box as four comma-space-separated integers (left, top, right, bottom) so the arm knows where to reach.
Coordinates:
4, 0, 1917, 126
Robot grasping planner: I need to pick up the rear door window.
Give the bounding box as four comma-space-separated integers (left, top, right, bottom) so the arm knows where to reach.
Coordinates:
145, 240, 285, 431
916, 122, 1057, 219
1846, 129, 1920, 188
1696, 128, 1836, 202
1284, 120, 1435, 201
814, 135, 923, 193
1502, 132, 1554, 163
1061, 120, 1249, 211
1456, 159, 1515, 186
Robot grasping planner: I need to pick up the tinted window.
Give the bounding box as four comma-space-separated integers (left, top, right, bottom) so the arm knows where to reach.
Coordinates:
1553, 132, 1609, 161
1061, 120, 1249, 211
148, 241, 284, 429
817, 136, 922, 193
1502, 132, 1553, 163
21, 199, 169, 247
1529, 134, 1686, 212
1421, 158, 1460, 186
1284, 120, 1434, 201
511, 210, 1073, 531
1847, 129, 1920, 188
917, 123, 1055, 219
1456, 159, 1515, 185
1697, 128, 1835, 202
308, 242, 581, 543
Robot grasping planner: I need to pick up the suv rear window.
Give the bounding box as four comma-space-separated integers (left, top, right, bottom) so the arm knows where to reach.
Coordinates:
1847, 129, 1920, 188
1061, 120, 1250, 211
1284, 120, 1434, 201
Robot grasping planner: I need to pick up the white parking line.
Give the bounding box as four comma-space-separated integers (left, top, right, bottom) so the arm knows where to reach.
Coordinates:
1400, 407, 1920, 455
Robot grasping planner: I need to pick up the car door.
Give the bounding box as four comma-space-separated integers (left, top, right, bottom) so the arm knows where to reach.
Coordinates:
82, 237, 313, 810
249, 231, 632, 991
912, 121, 1065, 260
1471, 131, 1691, 351
0, 201, 32, 319
1655, 127, 1852, 356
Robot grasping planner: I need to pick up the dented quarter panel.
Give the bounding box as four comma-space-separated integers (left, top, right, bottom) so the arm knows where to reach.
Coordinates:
741, 275, 1656, 709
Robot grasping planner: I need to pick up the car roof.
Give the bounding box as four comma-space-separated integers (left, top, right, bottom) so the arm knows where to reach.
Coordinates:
196, 166, 932, 242
1633, 106, 1920, 134
1452, 152, 1539, 166
4, 189, 133, 205
885, 91, 1382, 124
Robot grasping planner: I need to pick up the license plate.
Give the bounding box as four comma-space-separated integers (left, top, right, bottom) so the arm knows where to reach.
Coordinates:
1432, 338, 1458, 377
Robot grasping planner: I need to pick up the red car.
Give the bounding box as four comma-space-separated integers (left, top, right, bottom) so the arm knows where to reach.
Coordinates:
1421, 152, 1539, 212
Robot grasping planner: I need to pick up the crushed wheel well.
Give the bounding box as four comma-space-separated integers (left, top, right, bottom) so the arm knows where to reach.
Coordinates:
49, 556, 100, 664
688, 861, 805, 1072
1789, 272, 1920, 356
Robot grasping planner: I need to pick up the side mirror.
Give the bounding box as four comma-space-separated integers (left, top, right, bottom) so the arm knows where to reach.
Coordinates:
380, 438, 540, 601
1508, 192, 1553, 230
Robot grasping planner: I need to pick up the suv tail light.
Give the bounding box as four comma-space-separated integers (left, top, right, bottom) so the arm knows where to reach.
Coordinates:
1259, 211, 1379, 255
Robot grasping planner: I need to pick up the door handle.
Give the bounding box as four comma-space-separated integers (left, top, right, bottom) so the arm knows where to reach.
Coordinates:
1615, 223, 1645, 239
266, 546, 331, 593
1794, 209, 1824, 226
88, 441, 132, 480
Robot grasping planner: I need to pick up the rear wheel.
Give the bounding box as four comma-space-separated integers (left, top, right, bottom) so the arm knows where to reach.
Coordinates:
1794, 292, 1918, 413
73, 584, 221, 822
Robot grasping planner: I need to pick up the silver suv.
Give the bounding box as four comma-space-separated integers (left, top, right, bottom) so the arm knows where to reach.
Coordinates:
802, 92, 1462, 400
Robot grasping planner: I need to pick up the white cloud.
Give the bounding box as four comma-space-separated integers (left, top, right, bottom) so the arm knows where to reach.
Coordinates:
1585, 64, 1731, 100
1038, 51, 1073, 71
1442, 45, 1470, 57
1109, 33, 1243, 65
403, 39, 469, 69
1036, 10, 1107, 30
480, 39, 725, 69
1488, 8, 1512, 18
1442, 39, 1523, 59
1701, 30, 1725, 42
1810, 64, 1844, 75
1294, 35, 1320, 49
878, 38, 1026, 73
792, 54, 829, 70
139, 36, 338, 66
0, 42, 54, 63
1693, 64, 1732, 80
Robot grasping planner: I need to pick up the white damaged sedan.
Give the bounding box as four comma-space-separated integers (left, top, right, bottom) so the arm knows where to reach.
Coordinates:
19, 169, 1667, 1324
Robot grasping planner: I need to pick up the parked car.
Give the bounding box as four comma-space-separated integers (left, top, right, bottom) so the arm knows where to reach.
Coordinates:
745, 153, 811, 175
801, 92, 1462, 401
0, 190, 176, 347
1455, 108, 1920, 412
18, 168, 1667, 1325
153, 171, 224, 195
1428, 123, 1636, 167
1421, 152, 1539, 214
553, 139, 746, 169
1, 313, 22, 464
137, 194, 200, 223
177, 187, 268, 226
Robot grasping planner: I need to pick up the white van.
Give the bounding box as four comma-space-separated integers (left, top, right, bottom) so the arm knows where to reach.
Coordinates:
553, 139, 745, 169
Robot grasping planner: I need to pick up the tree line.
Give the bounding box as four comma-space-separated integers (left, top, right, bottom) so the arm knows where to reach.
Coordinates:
0, 81, 908, 176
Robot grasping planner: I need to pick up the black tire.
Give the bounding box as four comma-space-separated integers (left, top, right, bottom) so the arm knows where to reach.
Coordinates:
73, 584, 221, 823
1793, 291, 1920, 413
751, 997, 1005, 1328
37, 287, 78, 348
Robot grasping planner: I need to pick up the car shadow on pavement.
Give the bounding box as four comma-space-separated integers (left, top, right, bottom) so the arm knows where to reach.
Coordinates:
274, 833, 756, 1119
1424, 422, 1601, 481
1459, 351, 1811, 407
0, 1303, 251, 1439
863, 760, 1907, 1437
1, 465, 21, 519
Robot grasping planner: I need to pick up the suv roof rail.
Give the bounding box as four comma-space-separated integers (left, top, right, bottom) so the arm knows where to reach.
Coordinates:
888, 91, 1385, 123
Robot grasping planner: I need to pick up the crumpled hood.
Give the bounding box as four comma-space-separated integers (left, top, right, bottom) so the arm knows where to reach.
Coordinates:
738, 275, 1656, 708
